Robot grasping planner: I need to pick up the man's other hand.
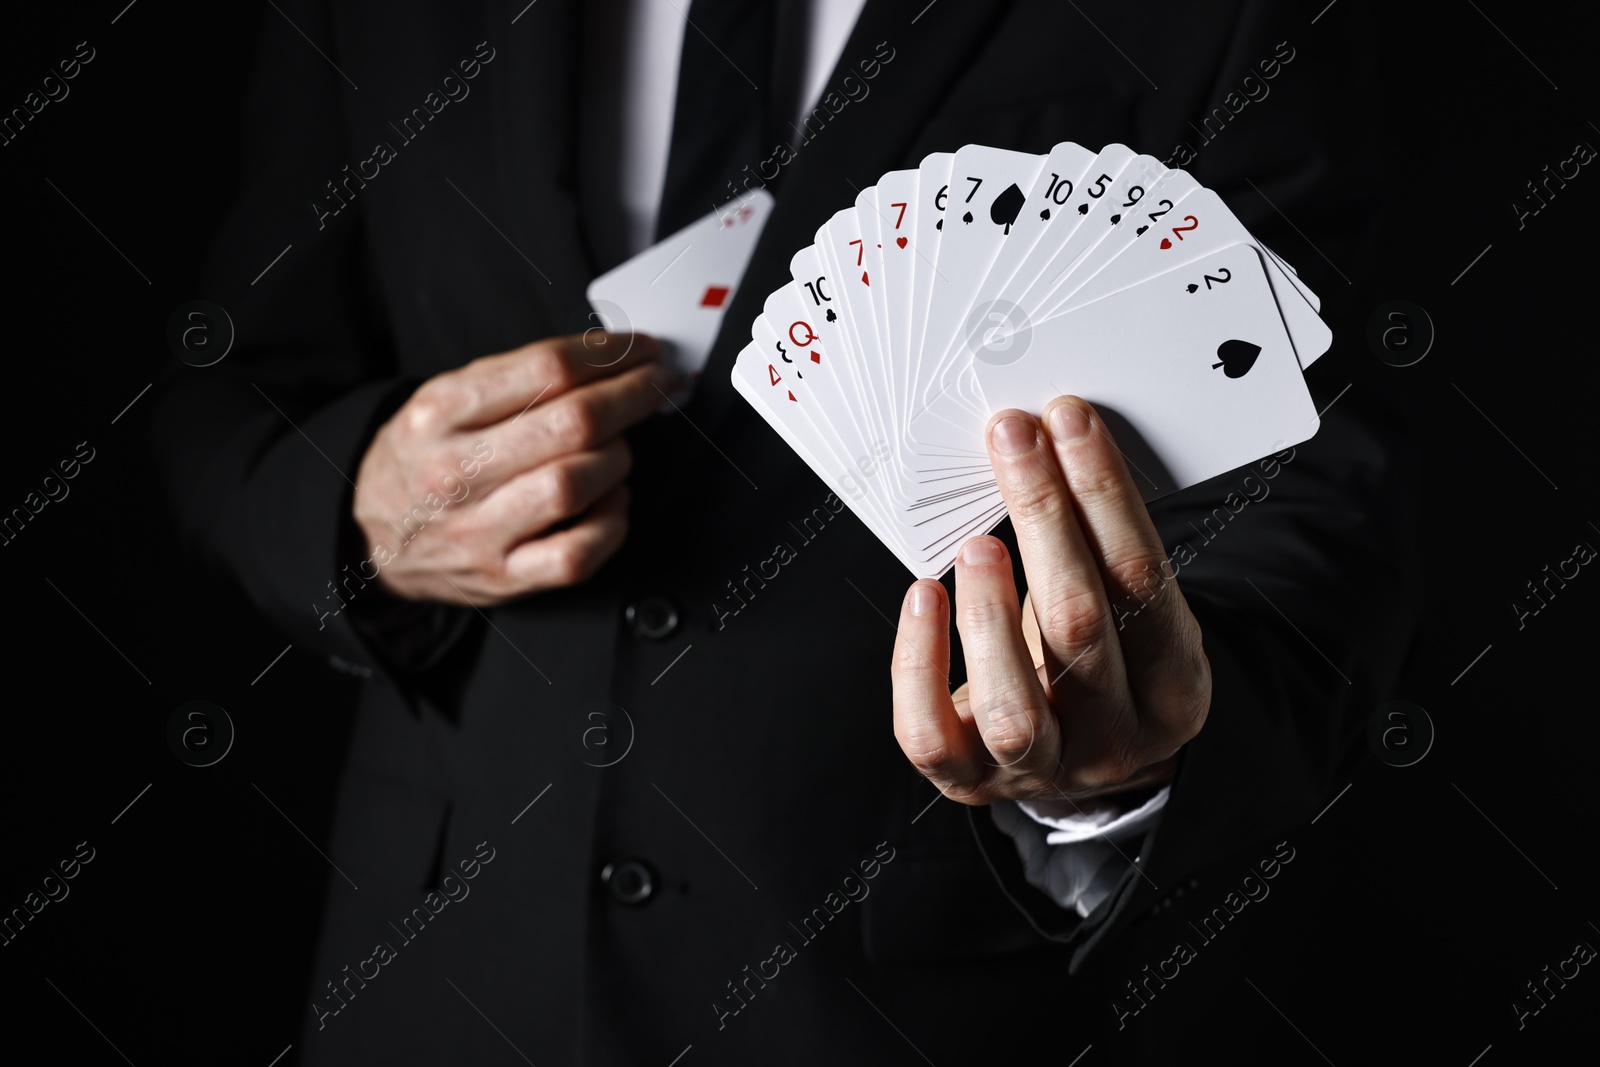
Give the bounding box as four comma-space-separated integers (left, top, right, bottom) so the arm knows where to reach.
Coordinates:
352, 332, 676, 605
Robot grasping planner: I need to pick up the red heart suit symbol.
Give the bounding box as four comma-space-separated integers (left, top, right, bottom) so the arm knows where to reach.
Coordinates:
896, 236, 908, 248
1159, 237, 1172, 249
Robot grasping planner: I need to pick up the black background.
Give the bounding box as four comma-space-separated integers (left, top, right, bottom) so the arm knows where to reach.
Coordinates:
1, 2, 1595, 1062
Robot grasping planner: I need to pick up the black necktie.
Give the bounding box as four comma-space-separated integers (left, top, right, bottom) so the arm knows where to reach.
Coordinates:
655, 0, 788, 240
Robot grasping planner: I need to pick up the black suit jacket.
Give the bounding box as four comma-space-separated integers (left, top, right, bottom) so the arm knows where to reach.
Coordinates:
150, 0, 1419, 1061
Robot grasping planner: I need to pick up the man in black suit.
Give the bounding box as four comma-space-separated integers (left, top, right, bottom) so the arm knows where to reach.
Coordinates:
151, 0, 1417, 1061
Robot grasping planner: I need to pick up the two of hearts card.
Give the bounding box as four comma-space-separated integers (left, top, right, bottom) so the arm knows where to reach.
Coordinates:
731, 142, 1330, 579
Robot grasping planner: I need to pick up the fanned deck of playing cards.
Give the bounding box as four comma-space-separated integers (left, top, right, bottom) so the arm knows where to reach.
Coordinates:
732, 142, 1330, 579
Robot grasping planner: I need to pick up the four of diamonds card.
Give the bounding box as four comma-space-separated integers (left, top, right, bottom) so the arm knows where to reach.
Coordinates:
731, 142, 1330, 579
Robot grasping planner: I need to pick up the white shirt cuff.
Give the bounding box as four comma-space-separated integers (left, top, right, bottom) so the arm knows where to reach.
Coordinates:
989, 786, 1169, 918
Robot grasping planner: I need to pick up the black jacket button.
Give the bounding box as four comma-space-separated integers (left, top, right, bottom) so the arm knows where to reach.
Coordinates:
601, 859, 656, 905
625, 596, 679, 640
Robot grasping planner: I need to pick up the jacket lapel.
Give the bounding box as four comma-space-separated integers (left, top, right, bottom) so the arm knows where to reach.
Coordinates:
486, 0, 597, 337
684, 0, 1016, 440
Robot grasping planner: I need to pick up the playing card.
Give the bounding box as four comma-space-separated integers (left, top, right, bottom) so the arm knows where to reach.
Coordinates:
742, 308, 1003, 570
989, 143, 1141, 324
941, 154, 1190, 420
932, 141, 1097, 419
816, 208, 899, 495
802, 233, 998, 514
855, 181, 919, 504
908, 144, 1147, 453
1039, 187, 1331, 368
973, 141, 1100, 304
731, 338, 918, 573
1004, 150, 1168, 331
972, 245, 1319, 499
913, 145, 1047, 425
1033, 168, 1201, 317
735, 143, 1331, 579
901, 153, 970, 457
587, 189, 774, 396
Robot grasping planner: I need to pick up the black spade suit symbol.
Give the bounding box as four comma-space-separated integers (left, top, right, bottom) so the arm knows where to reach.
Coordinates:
1076, 202, 1089, 215
1040, 208, 1051, 220
1185, 283, 1198, 293
962, 211, 973, 224
1212, 339, 1262, 378
936, 218, 943, 230
1109, 213, 1122, 224
990, 183, 1025, 234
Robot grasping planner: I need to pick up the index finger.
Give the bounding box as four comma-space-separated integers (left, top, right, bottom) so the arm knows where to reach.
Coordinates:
892, 579, 988, 801
474, 361, 675, 486
443, 332, 661, 428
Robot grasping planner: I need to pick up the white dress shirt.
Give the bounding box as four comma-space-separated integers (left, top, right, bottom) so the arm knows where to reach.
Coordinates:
614, 0, 1168, 917
613, 0, 869, 256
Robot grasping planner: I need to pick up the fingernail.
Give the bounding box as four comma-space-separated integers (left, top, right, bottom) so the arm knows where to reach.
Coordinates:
990, 415, 1038, 456
960, 537, 1004, 566
1048, 397, 1091, 441
909, 582, 937, 616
